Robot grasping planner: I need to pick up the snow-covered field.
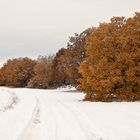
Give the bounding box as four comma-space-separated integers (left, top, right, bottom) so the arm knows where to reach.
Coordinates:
0, 87, 140, 140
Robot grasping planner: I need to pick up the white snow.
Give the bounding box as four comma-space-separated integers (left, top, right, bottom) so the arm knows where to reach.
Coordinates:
0, 87, 140, 140
57, 85, 77, 91
0, 88, 18, 112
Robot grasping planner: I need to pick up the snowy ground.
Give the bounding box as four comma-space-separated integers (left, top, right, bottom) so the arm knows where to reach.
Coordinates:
0, 87, 140, 140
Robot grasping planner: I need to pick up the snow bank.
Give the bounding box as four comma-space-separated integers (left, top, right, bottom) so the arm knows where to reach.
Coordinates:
57, 85, 76, 91
0, 88, 18, 112
0, 87, 37, 140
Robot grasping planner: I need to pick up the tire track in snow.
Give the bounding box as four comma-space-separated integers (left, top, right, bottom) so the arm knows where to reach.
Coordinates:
50, 99, 86, 140
40, 94, 87, 140
40, 96, 59, 140
55, 98, 104, 140
17, 98, 41, 140
49, 100, 59, 140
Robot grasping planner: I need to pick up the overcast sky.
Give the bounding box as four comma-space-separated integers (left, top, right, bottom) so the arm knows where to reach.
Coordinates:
0, 0, 140, 63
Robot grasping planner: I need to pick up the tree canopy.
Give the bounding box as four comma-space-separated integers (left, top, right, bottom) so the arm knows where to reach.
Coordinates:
78, 13, 140, 101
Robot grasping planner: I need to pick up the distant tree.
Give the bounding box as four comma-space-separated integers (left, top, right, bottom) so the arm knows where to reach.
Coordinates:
0, 69, 5, 86
51, 29, 91, 88
65, 28, 91, 86
28, 55, 54, 89
79, 13, 140, 101
0, 58, 36, 87
51, 48, 69, 87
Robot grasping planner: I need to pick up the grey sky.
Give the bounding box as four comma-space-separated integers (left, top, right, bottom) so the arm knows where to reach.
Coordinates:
0, 0, 140, 63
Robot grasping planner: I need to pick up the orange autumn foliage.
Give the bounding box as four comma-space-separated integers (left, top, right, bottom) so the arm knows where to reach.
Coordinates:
0, 58, 36, 87
79, 13, 140, 101
28, 55, 54, 89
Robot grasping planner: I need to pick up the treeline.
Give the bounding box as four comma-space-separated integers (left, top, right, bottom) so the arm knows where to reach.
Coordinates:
0, 28, 90, 89
0, 12, 140, 101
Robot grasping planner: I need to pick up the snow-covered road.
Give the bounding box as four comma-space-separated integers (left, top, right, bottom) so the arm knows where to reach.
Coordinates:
18, 98, 41, 140
0, 87, 140, 140
39, 93, 102, 140
17, 90, 102, 140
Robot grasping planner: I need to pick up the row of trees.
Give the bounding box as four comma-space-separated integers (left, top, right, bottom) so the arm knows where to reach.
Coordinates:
0, 56, 55, 89
0, 12, 139, 101
0, 28, 91, 88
